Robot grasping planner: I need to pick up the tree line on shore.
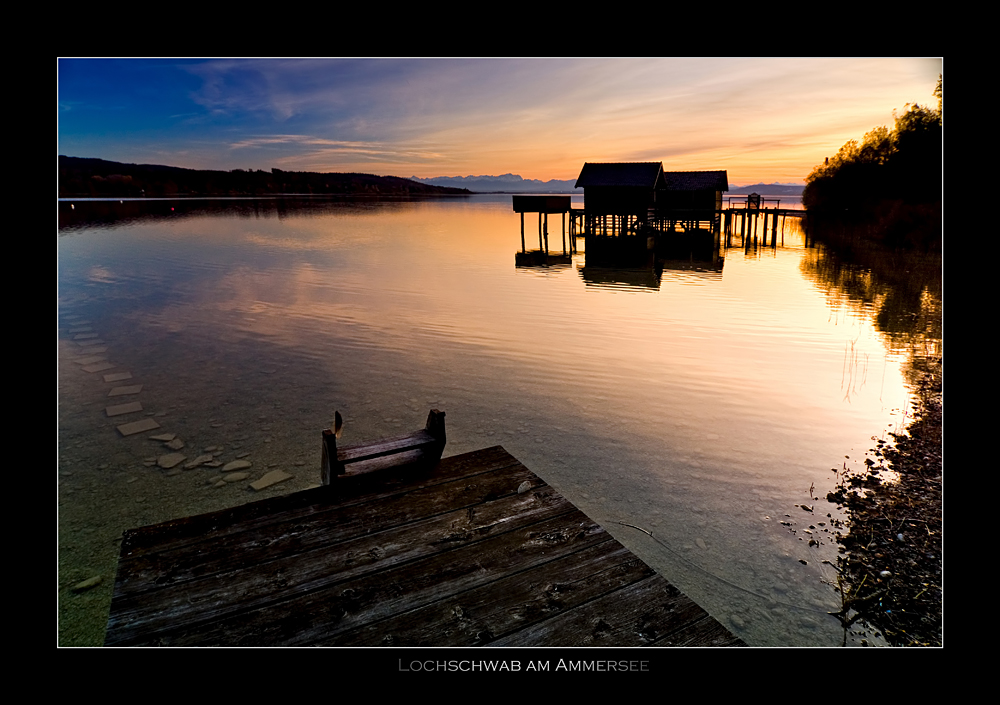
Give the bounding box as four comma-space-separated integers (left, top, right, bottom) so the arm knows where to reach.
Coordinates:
803, 77, 941, 251
58, 156, 472, 198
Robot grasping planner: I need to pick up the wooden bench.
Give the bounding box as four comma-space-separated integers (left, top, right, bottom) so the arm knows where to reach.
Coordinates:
320, 409, 446, 484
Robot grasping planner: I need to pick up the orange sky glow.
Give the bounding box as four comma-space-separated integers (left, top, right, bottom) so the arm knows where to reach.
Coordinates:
59, 58, 943, 186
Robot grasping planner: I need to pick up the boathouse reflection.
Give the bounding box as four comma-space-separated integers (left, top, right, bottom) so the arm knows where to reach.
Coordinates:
579, 228, 724, 291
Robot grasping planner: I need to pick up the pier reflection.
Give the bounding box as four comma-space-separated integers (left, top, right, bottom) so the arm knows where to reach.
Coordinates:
579, 231, 660, 290
511, 206, 727, 291
577, 228, 724, 291
514, 250, 572, 270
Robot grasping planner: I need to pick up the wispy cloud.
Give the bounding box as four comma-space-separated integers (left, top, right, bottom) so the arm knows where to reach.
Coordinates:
228, 134, 447, 167
59, 57, 942, 183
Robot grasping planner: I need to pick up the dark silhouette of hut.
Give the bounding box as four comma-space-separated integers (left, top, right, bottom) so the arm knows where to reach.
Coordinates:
656, 170, 729, 232
658, 170, 729, 214
574, 162, 666, 216
575, 162, 728, 234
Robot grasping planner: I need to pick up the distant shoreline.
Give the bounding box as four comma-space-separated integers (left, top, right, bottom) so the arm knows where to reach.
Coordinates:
59, 156, 471, 199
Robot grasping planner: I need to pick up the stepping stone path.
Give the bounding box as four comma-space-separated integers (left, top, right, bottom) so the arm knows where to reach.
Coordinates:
76, 355, 108, 366
106, 401, 143, 417
118, 418, 161, 436
61, 311, 298, 497
108, 385, 143, 397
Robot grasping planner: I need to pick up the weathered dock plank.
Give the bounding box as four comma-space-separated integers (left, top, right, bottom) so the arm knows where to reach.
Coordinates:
105, 446, 744, 647
322, 542, 654, 646
489, 575, 739, 647
117, 445, 518, 559
107, 475, 574, 643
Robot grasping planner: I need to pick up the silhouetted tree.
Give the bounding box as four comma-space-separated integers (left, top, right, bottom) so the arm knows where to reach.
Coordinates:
803, 77, 941, 250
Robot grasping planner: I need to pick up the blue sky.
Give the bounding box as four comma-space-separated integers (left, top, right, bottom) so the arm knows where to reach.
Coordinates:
58, 58, 942, 184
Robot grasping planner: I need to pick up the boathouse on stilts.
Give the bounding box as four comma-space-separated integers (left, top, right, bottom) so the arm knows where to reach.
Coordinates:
512, 194, 575, 267
571, 162, 730, 273
573, 162, 666, 236
655, 169, 729, 234
573, 162, 729, 237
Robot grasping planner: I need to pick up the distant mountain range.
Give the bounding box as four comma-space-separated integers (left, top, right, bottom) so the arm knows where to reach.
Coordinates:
411, 174, 804, 196
409, 174, 580, 193
729, 183, 804, 196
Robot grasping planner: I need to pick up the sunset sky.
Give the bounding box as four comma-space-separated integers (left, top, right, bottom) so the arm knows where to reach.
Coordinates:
57, 58, 942, 186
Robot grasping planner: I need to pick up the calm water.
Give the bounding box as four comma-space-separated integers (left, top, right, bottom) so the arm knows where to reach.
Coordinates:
57, 194, 935, 646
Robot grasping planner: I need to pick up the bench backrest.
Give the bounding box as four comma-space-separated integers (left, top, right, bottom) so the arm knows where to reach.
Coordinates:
321, 409, 446, 484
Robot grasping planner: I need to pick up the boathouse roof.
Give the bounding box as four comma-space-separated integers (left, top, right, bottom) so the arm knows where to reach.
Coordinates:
575, 162, 665, 189
662, 170, 729, 192
575, 163, 728, 192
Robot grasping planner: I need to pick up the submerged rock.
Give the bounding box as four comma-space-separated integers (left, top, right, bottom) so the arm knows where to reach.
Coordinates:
106, 401, 143, 417
157, 453, 186, 469
117, 418, 161, 436
250, 470, 293, 491
71, 576, 102, 592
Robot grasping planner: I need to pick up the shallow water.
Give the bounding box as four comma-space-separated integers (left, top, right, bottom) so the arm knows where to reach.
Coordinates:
57, 195, 934, 646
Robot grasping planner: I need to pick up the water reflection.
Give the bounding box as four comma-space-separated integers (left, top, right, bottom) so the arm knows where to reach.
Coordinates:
514, 250, 572, 270
799, 236, 941, 387
579, 234, 661, 291
58, 195, 444, 232
58, 195, 936, 647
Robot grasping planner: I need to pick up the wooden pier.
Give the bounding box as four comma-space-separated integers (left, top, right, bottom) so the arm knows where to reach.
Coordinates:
721, 202, 805, 249
512, 195, 575, 255
571, 206, 802, 237
104, 419, 745, 647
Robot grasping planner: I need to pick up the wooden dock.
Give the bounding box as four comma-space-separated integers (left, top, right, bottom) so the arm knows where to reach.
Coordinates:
512, 195, 575, 255
104, 445, 745, 647
570, 207, 803, 238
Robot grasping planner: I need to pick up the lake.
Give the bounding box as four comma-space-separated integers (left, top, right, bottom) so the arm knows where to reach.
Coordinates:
57, 194, 938, 646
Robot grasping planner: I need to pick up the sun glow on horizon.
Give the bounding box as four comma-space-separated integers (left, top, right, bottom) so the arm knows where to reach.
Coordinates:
58, 58, 942, 186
